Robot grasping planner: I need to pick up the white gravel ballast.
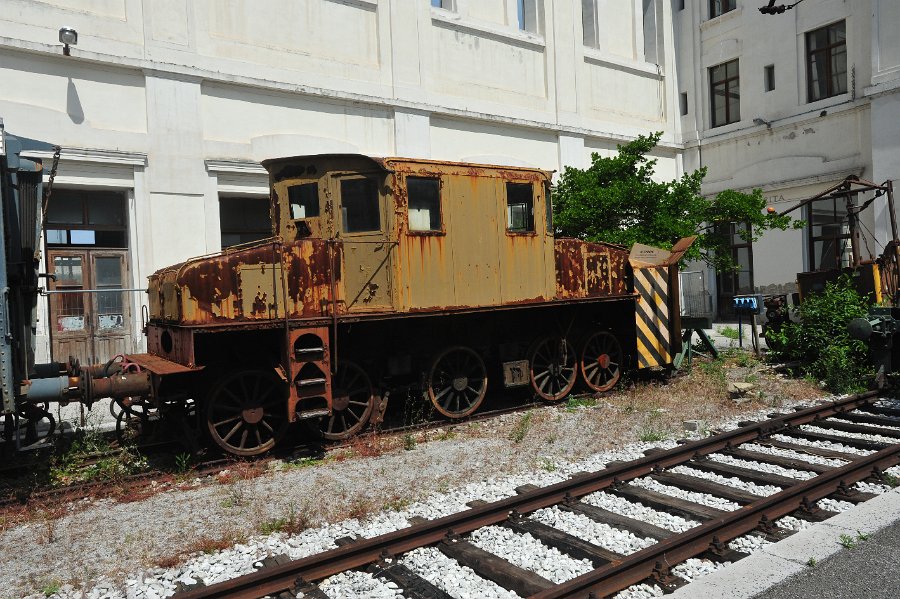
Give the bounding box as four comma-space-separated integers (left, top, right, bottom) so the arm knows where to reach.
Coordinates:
629, 477, 742, 512
707, 453, 817, 480
768, 433, 873, 456
318, 570, 404, 599
530, 506, 655, 555
582, 491, 700, 533
467, 526, 594, 583
667, 465, 781, 496
399, 547, 519, 599
800, 424, 897, 445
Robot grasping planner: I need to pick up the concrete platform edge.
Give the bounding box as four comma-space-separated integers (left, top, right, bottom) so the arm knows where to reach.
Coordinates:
666, 487, 900, 599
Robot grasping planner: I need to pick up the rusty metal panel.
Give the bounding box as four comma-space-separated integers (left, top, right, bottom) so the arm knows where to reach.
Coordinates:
284, 240, 342, 318
238, 262, 283, 319
146, 325, 196, 367
555, 239, 630, 299
447, 175, 502, 307
399, 233, 452, 310
555, 238, 587, 298
125, 352, 202, 375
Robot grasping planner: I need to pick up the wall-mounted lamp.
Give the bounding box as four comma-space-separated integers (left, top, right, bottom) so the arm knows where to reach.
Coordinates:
753, 117, 772, 129
59, 27, 77, 56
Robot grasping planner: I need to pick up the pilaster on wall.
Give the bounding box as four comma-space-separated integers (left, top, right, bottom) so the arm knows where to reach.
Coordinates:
144, 73, 209, 270
870, 93, 900, 247
557, 133, 588, 172
394, 109, 431, 158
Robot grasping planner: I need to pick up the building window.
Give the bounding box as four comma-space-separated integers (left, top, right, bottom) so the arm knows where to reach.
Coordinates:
710, 59, 740, 128
219, 197, 271, 248
715, 222, 754, 318
680, 92, 689, 116
407, 177, 442, 232
341, 178, 381, 233
807, 197, 851, 271
582, 0, 598, 47
506, 182, 534, 233
431, 0, 453, 9
709, 0, 736, 19
288, 183, 320, 220
46, 190, 128, 248
518, 0, 541, 34
807, 20, 847, 102
764, 65, 775, 92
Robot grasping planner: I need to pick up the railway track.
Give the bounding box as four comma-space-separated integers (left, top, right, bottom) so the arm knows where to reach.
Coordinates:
0, 396, 544, 509
170, 390, 900, 599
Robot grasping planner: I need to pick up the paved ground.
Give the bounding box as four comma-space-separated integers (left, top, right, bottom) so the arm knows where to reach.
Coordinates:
668, 487, 900, 599
753, 519, 900, 599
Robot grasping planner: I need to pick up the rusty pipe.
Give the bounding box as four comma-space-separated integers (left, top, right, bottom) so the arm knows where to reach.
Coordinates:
82, 371, 152, 401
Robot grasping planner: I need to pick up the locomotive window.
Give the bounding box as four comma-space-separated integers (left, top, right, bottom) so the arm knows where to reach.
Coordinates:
341, 178, 381, 233
288, 183, 320, 219
506, 182, 534, 233
407, 177, 441, 232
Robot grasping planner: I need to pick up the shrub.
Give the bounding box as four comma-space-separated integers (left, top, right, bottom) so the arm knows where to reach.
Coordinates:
766, 276, 871, 393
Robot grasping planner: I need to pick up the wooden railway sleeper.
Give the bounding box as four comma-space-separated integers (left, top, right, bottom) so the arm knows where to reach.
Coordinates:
367, 560, 454, 599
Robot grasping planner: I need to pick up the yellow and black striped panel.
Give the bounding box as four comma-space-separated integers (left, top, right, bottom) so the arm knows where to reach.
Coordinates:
634, 266, 671, 368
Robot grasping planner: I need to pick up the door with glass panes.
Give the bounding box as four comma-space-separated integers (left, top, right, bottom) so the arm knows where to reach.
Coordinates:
47, 251, 131, 366
45, 190, 132, 366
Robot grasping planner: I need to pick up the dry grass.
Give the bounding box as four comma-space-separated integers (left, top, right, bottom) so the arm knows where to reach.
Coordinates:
155, 531, 248, 569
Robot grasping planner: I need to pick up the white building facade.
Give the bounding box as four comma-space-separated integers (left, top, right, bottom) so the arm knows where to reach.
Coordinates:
674, 0, 900, 315
0, 0, 681, 364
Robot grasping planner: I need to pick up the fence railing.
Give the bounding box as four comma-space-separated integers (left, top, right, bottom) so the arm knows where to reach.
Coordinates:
680, 271, 713, 317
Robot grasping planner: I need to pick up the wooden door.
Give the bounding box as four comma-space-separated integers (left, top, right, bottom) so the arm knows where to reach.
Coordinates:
48, 249, 132, 365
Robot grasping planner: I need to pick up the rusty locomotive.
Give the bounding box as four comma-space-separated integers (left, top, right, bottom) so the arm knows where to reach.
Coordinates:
15, 154, 689, 456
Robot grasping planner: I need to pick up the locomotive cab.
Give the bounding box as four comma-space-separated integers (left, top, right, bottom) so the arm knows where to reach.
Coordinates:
265, 154, 558, 315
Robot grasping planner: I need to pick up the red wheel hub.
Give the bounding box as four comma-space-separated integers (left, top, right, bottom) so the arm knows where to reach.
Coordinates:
597, 354, 611, 369
242, 407, 264, 424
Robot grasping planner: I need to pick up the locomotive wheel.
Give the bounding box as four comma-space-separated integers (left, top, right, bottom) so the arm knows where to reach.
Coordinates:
206, 369, 288, 457
529, 336, 577, 401
427, 346, 488, 419
579, 331, 622, 393
322, 361, 376, 441
18, 404, 56, 445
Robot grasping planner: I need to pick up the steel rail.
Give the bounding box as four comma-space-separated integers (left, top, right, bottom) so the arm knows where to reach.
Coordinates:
173, 390, 880, 599
536, 436, 900, 598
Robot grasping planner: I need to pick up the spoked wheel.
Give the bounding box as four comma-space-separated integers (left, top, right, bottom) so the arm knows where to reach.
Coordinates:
113, 398, 155, 444
529, 336, 578, 401
206, 369, 288, 457
17, 403, 56, 446
580, 331, 623, 392
322, 361, 376, 441
427, 346, 488, 419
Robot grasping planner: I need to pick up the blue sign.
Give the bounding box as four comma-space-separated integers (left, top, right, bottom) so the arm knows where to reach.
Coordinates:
733, 295, 763, 315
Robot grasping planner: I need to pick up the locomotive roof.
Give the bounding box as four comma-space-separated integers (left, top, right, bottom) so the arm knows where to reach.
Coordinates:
261, 154, 554, 182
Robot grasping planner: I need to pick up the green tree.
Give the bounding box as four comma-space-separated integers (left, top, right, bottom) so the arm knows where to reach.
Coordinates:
552, 132, 802, 270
